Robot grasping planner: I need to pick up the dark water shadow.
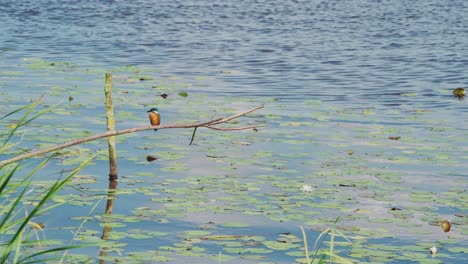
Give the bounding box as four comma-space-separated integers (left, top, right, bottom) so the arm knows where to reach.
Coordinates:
98, 175, 118, 263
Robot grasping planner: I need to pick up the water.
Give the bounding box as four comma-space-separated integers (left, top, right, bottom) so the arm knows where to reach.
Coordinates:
2, 0, 468, 102
1, 1, 467, 263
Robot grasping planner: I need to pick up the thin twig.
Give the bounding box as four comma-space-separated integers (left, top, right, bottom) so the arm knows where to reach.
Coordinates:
209, 105, 264, 125
205, 124, 266, 131
189, 127, 198, 145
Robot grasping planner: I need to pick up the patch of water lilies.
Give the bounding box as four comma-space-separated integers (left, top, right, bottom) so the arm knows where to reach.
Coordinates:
1, 58, 467, 263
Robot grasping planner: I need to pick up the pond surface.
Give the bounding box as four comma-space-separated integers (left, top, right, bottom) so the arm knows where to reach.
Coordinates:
1, 0, 467, 263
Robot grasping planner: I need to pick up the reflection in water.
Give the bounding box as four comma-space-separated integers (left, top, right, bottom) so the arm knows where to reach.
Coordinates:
98, 178, 118, 263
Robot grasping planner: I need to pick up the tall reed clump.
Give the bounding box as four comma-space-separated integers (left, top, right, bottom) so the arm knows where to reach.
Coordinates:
0, 98, 94, 263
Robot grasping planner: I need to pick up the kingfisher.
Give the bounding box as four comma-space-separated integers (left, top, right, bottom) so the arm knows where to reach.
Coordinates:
147, 107, 160, 131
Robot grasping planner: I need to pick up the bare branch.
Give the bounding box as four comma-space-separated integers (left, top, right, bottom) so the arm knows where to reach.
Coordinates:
209, 105, 264, 125
0, 106, 264, 167
205, 124, 267, 131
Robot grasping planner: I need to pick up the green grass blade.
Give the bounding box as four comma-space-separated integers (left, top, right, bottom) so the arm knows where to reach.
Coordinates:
300, 226, 311, 264
0, 185, 30, 262
330, 226, 335, 263
0, 104, 31, 121
0, 163, 20, 194
311, 229, 329, 263
0, 166, 28, 232
19, 244, 95, 264
0, 141, 21, 154
2, 96, 43, 145
317, 254, 326, 264
2, 96, 62, 145
310, 217, 341, 263
19, 155, 56, 185
0, 156, 94, 263
19, 100, 62, 130
0, 156, 55, 231
334, 229, 351, 242
59, 197, 103, 263
13, 227, 25, 264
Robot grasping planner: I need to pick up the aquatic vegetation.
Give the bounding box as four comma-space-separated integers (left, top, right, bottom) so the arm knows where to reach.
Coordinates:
452, 87, 466, 100
441, 220, 451, 233
0, 59, 467, 263
300, 218, 353, 264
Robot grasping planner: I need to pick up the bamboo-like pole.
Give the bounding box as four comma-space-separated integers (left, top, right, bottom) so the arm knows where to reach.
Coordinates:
102, 74, 119, 256
104, 73, 118, 180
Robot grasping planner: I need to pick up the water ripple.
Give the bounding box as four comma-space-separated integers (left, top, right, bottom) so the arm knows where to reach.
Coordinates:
1, 0, 468, 106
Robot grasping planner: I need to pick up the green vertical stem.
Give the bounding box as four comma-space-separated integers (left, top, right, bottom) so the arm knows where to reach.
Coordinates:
104, 73, 118, 180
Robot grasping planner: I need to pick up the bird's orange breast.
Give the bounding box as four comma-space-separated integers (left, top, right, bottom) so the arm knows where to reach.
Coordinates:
149, 112, 160, 126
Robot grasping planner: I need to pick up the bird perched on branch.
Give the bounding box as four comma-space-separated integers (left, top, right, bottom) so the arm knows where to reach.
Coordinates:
147, 107, 160, 131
